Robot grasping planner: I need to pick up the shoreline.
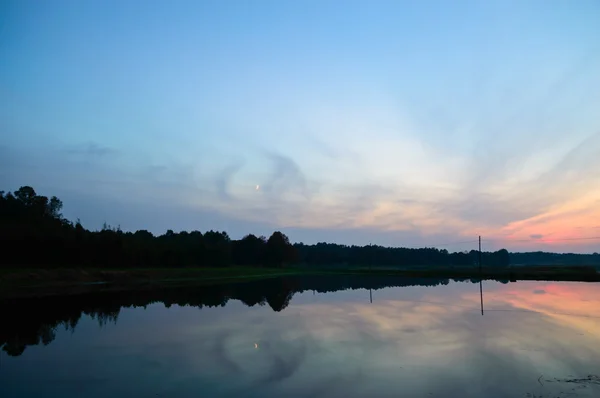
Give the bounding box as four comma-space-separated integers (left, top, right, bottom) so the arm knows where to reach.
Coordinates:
1, 266, 599, 299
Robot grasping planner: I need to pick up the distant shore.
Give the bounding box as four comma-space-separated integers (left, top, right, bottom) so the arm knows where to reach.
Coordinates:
1, 265, 598, 300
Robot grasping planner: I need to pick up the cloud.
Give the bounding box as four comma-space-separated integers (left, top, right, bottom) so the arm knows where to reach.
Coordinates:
533, 289, 546, 294
440, 131, 600, 238
5, 130, 600, 252
303, 133, 362, 165
214, 160, 244, 201
65, 142, 118, 158
261, 152, 308, 197
216, 83, 598, 240
3, 86, 600, 252
439, 193, 542, 229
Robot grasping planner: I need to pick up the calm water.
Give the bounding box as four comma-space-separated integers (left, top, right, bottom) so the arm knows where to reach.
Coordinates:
1, 276, 600, 398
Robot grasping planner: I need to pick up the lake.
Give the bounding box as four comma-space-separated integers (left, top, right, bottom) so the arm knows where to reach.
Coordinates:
1, 276, 599, 397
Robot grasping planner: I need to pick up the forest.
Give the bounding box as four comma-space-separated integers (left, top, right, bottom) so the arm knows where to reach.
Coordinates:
0, 186, 511, 269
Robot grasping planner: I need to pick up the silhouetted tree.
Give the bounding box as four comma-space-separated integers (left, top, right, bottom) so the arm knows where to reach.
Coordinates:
266, 231, 296, 268
233, 234, 266, 266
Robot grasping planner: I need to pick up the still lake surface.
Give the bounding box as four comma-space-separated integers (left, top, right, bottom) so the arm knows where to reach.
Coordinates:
1, 276, 600, 398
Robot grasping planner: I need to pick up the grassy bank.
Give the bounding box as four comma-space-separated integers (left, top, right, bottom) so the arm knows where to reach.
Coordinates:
0, 267, 306, 299
1, 265, 599, 299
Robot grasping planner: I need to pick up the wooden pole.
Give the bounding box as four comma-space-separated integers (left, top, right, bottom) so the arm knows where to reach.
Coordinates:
479, 236, 484, 315
478, 236, 482, 270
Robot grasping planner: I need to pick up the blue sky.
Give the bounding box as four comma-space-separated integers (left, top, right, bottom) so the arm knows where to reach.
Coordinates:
1, 0, 600, 252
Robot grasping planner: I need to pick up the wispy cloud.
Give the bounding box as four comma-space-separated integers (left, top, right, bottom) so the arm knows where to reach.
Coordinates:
214, 160, 245, 202
65, 142, 118, 158
260, 151, 310, 200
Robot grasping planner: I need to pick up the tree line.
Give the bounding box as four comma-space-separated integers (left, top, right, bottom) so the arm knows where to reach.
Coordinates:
295, 242, 510, 267
0, 185, 513, 268
0, 186, 297, 268
510, 251, 600, 266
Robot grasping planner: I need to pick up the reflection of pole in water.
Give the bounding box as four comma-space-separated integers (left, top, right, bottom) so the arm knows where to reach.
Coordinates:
480, 280, 484, 315
370, 288, 373, 303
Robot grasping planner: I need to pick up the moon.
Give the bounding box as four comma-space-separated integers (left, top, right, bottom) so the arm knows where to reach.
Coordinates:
255, 185, 260, 191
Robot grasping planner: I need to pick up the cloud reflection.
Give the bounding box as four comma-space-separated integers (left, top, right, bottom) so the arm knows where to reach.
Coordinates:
2, 280, 599, 398
138, 282, 600, 397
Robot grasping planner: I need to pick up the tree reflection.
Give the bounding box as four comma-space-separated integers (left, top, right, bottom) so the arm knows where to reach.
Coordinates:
0, 276, 502, 357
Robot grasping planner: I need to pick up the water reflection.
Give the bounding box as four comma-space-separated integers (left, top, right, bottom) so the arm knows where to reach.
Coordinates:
1, 277, 599, 398
0, 276, 465, 356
